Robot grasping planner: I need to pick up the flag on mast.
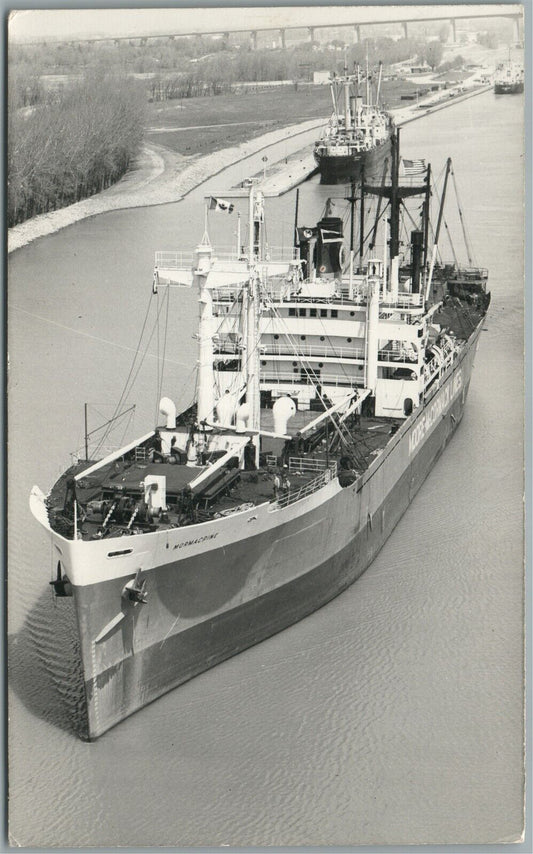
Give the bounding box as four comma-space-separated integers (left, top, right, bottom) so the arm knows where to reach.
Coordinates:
209, 197, 234, 213
401, 158, 426, 176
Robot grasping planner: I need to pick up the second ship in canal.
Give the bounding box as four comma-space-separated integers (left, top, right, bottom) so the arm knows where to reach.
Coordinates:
314, 61, 394, 185
494, 56, 524, 94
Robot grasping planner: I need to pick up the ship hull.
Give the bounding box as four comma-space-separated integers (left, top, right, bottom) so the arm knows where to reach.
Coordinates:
494, 81, 524, 94
56, 323, 482, 739
315, 137, 392, 185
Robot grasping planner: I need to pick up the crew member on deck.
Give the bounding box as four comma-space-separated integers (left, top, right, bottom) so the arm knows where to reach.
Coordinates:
170, 436, 182, 464
151, 430, 164, 463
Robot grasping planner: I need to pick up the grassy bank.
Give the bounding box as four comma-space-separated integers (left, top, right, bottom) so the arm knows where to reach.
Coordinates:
145, 79, 421, 156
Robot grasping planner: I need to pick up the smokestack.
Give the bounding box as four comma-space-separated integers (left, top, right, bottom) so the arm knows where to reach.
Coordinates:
316, 217, 344, 275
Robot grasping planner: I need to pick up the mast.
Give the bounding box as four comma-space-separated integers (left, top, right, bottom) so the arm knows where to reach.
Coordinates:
365, 267, 380, 392
363, 129, 428, 301
423, 163, 431, 270
246, 185, 260, 464
376, 60, 383, 104
343, 60, 351, 132
330, 73, 337, 116
426, 157, 452, 300
366, 46, 370, 104
293, 188, 300, 249
195, 235, 215, 425
84, 403, 89, 461
349, 178, 356, 253
359, 166, 366, 263
236, 212, 241, 257
389, 130, 400, 300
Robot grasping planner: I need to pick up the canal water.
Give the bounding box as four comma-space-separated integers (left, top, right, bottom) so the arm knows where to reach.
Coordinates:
7, 90, 524, 847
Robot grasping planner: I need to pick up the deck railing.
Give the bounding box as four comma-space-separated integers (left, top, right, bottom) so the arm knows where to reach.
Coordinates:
260, 370, 360, 388
155, 246, 298, 271
155, 251, 195, 270
288, 457, 332, 474
214, 338, 418, 366
422, 349, 456, 394
271, 462, 338, 510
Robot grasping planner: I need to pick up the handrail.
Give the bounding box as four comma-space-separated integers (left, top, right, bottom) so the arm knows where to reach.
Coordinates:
270, 462, 338, 510
422, 348, 456, 392
262, 371, 359, 388
288, 457, 332, 473
155, 246, 298, 270
214, 339, 419, 365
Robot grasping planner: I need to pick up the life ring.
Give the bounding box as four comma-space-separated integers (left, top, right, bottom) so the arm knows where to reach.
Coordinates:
303, 228, 313, 239
339, 245, 346, 268
319, 265, 326, 273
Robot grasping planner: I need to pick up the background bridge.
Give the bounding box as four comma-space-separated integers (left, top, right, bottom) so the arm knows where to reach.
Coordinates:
12, 5, 523, 48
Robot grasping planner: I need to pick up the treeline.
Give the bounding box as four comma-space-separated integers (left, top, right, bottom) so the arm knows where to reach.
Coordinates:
146, 37, 425, 101
8, 69, 147, 227
10, 34, 424, 98
11, 35, 227, 76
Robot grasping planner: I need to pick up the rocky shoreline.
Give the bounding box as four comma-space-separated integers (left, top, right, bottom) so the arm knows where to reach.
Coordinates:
7, 118, 324, 254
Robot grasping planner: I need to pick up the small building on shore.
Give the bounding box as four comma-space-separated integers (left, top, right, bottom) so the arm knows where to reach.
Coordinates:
313, 70, 330, 85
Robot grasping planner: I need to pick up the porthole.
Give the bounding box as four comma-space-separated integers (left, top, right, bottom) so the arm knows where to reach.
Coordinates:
274, 334, 279, 340
320, 336, 325, 341
347, 338, 352, 343
301, 335, 306, 341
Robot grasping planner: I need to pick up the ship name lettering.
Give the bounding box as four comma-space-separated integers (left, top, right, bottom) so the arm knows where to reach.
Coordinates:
409, 371, 463, 455
173, 533, 219, 549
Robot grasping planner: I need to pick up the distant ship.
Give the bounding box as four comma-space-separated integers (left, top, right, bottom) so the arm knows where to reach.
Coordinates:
31, 131, 490, 740
494, 56, 524, 94
314, 61, 394, 185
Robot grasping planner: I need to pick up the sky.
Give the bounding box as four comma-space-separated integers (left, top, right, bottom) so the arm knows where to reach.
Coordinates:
8, 4, 521, 44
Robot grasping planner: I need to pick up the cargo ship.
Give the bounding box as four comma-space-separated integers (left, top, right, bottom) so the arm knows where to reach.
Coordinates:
313, 61, 393, 185
494, 57, 524, 94
30, 132, 490, 739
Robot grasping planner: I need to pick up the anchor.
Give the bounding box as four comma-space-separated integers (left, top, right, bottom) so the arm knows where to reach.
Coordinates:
122, 568, 148, 605
50, 561, 72, 597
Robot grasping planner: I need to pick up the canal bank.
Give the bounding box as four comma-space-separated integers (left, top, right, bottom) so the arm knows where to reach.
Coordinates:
7, 118, 324, 254
7, 83, 491, 253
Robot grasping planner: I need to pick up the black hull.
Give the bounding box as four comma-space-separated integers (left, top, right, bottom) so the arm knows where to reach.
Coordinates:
494, 82, 523, 94
315, 137, 392, 186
